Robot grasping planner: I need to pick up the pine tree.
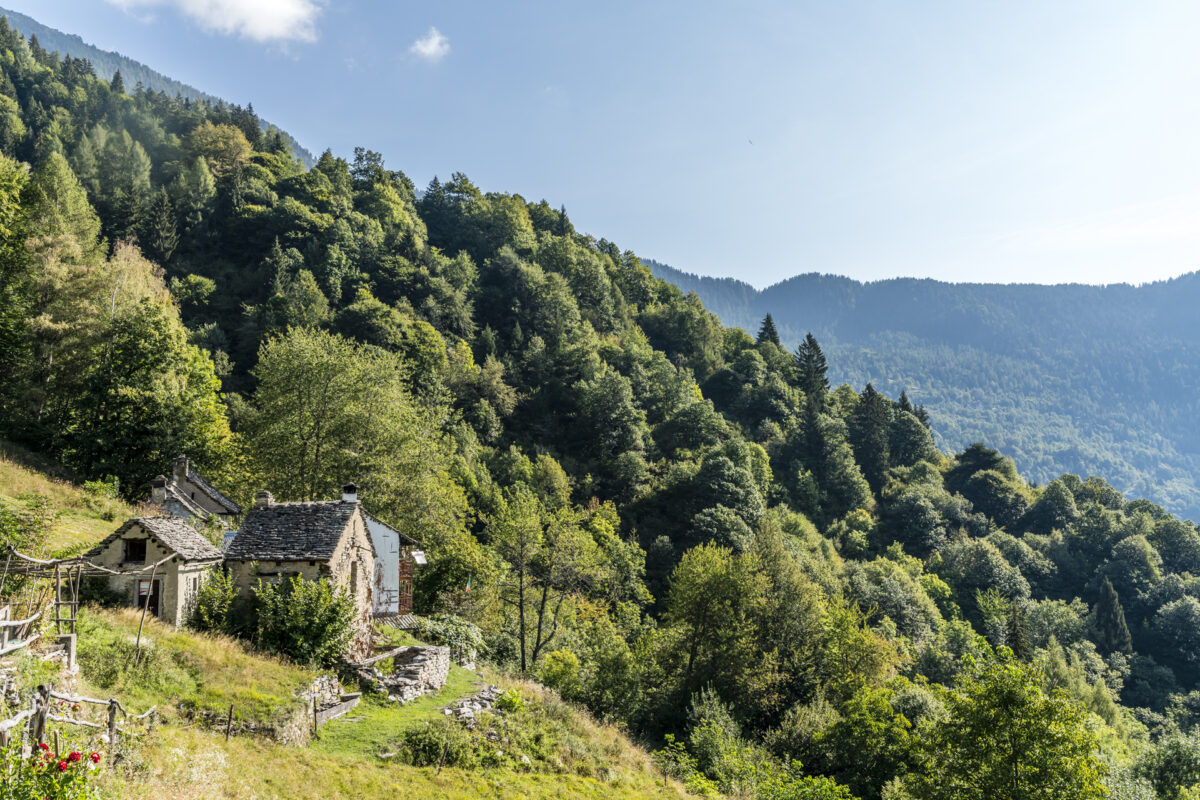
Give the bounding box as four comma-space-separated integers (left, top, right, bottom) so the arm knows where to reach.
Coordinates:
1095, 577, 1132, 654
1006, 602, 1031, 660
850, 382, 892, 493
142, 187, 178, 264
756, 314, 781, 347
110, 70, 125, 95
794, 332, 829, 409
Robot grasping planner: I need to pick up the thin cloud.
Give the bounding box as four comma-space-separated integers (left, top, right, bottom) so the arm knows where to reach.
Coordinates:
107, 0, 324, 43
409, 27, 450, 61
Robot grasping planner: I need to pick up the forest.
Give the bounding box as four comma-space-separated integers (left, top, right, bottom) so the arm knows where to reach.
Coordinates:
3, 17, 1200, 799
648, 260, 1200, 521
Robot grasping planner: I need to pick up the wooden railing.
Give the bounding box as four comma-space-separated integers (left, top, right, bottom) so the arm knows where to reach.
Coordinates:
0, 685, 155, 760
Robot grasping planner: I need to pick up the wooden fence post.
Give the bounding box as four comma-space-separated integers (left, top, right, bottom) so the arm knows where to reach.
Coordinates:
225, 704, 234, 740
31, 685, 49, 745
133, 561, 159, 668
106, 700, 119, 765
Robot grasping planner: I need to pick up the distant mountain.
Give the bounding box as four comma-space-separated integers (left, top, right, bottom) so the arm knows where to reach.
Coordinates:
646, 259, 1200, 520
0, 5, 315, 167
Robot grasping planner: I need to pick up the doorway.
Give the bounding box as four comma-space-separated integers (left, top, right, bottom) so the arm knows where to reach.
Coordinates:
136, 579, 161, 617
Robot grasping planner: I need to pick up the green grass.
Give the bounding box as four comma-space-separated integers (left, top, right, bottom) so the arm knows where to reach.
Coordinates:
0, 441, 134, 554
75, 608, 320, 727
313, 662, 482, 756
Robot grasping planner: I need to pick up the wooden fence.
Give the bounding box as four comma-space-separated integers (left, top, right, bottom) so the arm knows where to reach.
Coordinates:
0, 685, 155, 763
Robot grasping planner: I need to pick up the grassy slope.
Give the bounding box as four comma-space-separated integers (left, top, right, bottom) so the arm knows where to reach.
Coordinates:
68, 612, 684, 800
0, 442, 135, 554
0, 449, 683, 800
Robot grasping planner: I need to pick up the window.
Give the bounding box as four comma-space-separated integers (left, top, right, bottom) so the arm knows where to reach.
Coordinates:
124, 538, 147, 563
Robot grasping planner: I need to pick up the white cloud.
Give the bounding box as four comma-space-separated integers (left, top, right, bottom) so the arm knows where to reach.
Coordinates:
409, 27, 449, 61
107, 0, 324, 43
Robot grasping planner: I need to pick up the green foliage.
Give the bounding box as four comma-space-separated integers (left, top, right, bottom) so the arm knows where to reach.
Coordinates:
901, 659, 1107, 800
416, 613, 485, 664
188, 569, 239, 634
0, 739, 104, 800
253, 576, 354, 667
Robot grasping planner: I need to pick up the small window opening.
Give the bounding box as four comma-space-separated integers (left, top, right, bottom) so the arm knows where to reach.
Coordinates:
124, 539, 147, 563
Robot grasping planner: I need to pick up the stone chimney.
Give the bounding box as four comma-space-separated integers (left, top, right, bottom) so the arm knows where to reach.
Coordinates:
342, 483, 358, 503
255, 490, 274, 509
151, 475, 167, 503
173, 454, 189, 483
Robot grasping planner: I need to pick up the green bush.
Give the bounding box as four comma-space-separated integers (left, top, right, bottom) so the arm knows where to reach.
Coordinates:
81, 475, 120, 499
400, 718, 480, 768
495, 688, 526, 713
254, 575, 354, 666
417, 613, 485, 663
537, 649, 582, 700
189, 570, 238, 633
0, 739, 105, 800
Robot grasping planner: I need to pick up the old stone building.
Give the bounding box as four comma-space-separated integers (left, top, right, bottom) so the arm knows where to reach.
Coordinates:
147, 455, 242, 525
363, 511, 425, 616
223, 485, 376, 660
85, 517, 224, 627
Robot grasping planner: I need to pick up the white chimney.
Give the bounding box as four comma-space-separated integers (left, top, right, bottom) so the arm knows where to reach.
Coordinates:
342, 483, 358, 503
173, 454, 189, 482
151, 475, 167, 503
255, 490, 274, 508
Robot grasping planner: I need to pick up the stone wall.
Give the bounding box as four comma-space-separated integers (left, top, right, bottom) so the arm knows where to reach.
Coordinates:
354, 645, 449, 704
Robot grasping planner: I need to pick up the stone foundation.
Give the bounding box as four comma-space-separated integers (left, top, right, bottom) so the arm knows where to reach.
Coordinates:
353, 645, 449, 704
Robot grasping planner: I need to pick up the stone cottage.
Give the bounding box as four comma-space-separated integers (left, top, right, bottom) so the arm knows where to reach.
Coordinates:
147, 455, 242, 526
85, 516, 224, 627
363, 510, 425, 617
223, 485, 376, 660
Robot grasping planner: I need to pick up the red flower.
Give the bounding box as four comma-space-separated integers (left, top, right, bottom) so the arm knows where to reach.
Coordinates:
38, 742, 49, 752
90, 752, 101, 763
57, 760, 69, 772
68, 752, 82, 762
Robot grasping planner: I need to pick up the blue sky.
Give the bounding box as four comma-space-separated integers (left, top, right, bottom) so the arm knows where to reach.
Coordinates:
7, 0, 1200, 287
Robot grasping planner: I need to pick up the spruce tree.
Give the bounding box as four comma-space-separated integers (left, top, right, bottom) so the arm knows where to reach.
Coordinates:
142, 187, 178, 264
756, 314, 781, 347
110, 69, 125, 95
794, 332, 829, 408
1095, 577, 1133, 654
1006, 602, 1031, 660
850, 382, 892, 493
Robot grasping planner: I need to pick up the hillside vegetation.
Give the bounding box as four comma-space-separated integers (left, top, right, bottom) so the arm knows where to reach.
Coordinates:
6, 14, 1200, 798
647, 260, 1200, 521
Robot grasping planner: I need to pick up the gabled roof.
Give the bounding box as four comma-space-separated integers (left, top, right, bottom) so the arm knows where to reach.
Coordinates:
162, 484, 210, 520
225, 501, 365, 561
184, 469, 242, 515
87, 517, 224, 563
362, 510, 418, 546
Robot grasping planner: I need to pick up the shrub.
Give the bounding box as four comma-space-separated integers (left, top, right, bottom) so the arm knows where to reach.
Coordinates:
82, 475, 120, 500
1, 739, 104, 800
417, 613, 485, 664
400, 718, 480, 768
254, 576, 354, 666
495, 688, 526, 713
189, 570, 238, 633
537, 649, 582, 700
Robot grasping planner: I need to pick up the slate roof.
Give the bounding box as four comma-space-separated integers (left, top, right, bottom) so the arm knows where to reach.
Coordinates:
185, 469, 242, 514
87, 517, 224, 563
162, 484, 209, 519
225, 501, 364, 561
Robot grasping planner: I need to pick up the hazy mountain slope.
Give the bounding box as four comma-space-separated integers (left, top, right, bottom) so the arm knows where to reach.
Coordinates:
646, 259, 1200, 519
0, 6, 315, 167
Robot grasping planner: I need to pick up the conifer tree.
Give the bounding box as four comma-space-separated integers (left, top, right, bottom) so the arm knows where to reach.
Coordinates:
850, 382, 892, 493
756, 314, 781, 347
1095, 577, 1133, 654
794, 332, 829, 409
110, 69, 125, 95
1006, 602, 1031, 660
142, 187, 178, 264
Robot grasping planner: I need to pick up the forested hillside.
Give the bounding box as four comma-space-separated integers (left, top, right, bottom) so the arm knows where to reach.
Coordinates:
0, 5, 314, 166
648, 259, 1200, 522
6, 17, 1200, 798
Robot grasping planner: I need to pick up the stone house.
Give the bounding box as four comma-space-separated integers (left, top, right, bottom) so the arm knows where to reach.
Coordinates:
147, 455, 242, 526
363, 511, 425, 616
223, 485, 376, 660
84, 517, 224, 627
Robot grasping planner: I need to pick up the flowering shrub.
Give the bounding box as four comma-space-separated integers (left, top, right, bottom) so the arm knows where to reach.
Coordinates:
0, 740, 104, 800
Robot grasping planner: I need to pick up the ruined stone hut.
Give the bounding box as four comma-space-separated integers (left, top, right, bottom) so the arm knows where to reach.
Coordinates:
85, 516, 224, 627
147, 455, 242, 526
223, 485, 376, 660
